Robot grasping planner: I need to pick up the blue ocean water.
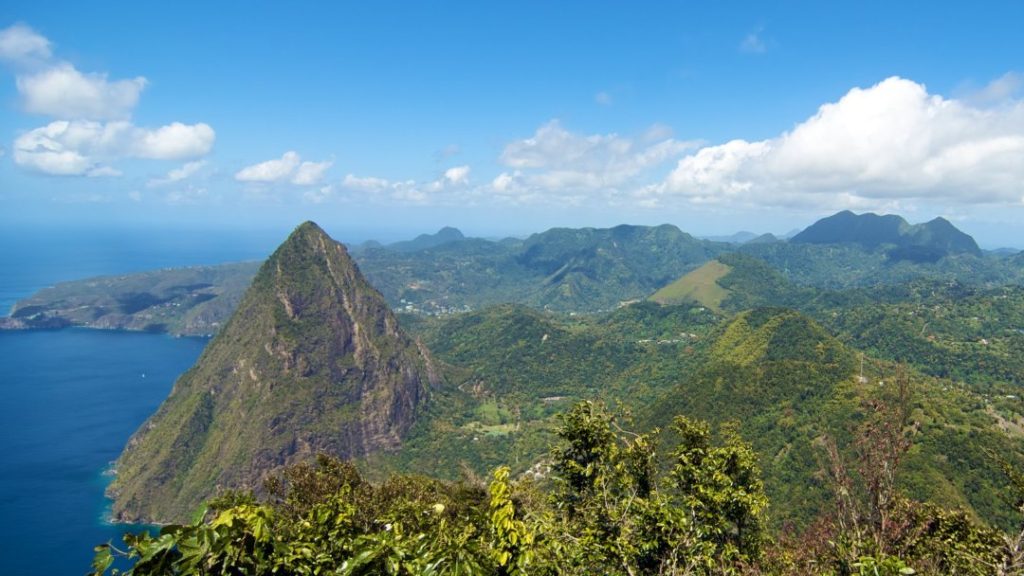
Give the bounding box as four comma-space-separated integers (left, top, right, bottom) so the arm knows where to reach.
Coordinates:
0, 330, 206, 575
0, 227, 282, 575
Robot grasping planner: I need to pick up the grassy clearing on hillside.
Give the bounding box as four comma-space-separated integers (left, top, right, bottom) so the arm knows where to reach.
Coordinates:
649, 260, 732, 311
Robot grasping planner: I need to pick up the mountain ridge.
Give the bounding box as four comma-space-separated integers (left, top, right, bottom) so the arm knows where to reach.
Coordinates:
791, 210, 982, 261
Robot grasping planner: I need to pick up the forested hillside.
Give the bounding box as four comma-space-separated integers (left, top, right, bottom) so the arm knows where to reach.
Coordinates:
12, 215, 1017, 573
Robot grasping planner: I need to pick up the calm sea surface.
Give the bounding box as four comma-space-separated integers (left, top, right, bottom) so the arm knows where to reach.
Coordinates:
0, 227, 281, 575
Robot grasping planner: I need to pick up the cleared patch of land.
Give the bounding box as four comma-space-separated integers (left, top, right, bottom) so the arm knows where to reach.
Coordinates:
649, 260, 732, 311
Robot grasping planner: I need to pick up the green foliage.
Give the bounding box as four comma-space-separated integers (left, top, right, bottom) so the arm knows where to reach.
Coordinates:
28, 220, 1021, 568
93, 405, 771, 576
547, 401, 768, 574
667, 418, 768, 562
93, 400, 1024, 576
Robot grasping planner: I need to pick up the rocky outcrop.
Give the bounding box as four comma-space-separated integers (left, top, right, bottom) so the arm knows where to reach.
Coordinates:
108, 222, 439, 523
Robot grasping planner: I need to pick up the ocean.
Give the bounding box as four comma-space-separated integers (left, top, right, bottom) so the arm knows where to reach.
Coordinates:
0, 227, 281, 575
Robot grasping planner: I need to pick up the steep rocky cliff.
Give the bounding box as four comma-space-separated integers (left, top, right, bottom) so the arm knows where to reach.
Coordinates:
108, 222, 439, 523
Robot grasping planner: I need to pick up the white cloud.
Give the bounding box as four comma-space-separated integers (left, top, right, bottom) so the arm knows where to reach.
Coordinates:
134, 122, 214, 159
653, 76, 1024, 209
342, 173, 391, 192
128, 190, 142, 202
17, 63, 146, 120
235, 151, 300, 182
148, 160, 206, 186
595, 91, 613, 106
1, 25, 147, 121
292, 159, 333, 185
167, 160, 205, 181
492, 171, 515, 192
3, 24, 216, 178
424, 165, 471, 193
443, 165, 470, 185
13, 120, 215, 176
304, 185, 334, 204
235, 151, 331, 185
0, 24, 51, 65
494, 120, 696, 202
340, 170, 451, 205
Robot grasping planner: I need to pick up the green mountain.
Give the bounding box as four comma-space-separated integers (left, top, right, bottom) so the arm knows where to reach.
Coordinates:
644, 308, 1023, 529
700, 230, 760, 244
379, 302, 1024, 530
10, 219, 1020, 332
108, 222, 439, 523
645, 308, 857, 523
1, 261, 259, 335
84, 219, 1023, 530
385, 226, 466, 252
353, 223, 729, 313
792, 210, 982, 261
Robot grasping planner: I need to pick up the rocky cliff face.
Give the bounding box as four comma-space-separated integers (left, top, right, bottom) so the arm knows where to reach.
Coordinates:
108, 222, 439, 523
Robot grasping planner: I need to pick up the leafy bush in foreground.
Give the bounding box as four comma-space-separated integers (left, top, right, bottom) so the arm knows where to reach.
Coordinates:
92, 401, 1023, 575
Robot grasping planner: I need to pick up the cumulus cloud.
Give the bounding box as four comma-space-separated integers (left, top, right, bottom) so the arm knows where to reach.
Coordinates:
2, 24, 217, 178
491, 171, 515, 192
292, 159, 334, 185
304, 185, 334, 204
17, 63, 146, 120
494, 120, 696, 201
342, 173, 392, 192
0, 23, 51, 65
339, 166, 470, 205
134, 122, 215, 158
649, 76, 1024, 209
0, 25, 147, 121
443, 165, 470, 185
148, 160, 206, 186
341, 173, 425, 203
235, 151, 300, 182
235, 151, 332, 185
13, 120, 215, 176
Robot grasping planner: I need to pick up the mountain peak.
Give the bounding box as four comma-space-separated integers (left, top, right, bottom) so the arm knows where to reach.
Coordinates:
792, 211, 980, 260
435, 225, 464, 238
286, 220, 330, 240
109, 222, 438, 523
387, 226, 466, 252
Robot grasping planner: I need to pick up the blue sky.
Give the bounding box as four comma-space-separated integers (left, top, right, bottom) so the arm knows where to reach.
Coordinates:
2, 1, 1024, 246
